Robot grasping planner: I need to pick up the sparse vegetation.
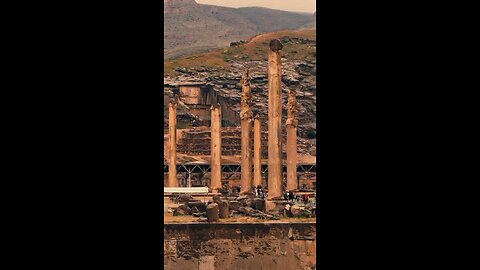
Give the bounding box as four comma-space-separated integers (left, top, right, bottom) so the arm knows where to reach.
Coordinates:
164, 29, 316, 76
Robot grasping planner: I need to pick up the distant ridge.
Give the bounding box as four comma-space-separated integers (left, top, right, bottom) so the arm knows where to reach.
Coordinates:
299, 11, 316, 29
164, 0, 313, 59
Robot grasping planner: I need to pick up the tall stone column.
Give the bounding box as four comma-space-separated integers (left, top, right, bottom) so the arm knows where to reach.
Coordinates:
168, 96, 178, 187
240, 70, 253, 194
253, 115, 262, 188
267, 39, 283, 200
286, 89, 298, 191
210, 105, 222, 192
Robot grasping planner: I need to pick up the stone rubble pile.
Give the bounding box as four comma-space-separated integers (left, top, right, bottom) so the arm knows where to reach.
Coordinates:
171, 194, 316, 222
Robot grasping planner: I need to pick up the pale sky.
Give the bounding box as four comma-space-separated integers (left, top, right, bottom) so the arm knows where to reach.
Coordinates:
195, 0, 316, 13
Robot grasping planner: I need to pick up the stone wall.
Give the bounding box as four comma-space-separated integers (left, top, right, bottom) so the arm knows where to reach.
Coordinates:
164, 222, 316, 270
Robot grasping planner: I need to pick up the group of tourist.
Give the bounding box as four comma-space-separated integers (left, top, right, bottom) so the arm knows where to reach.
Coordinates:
252, 185, 267, 199
284, 190, 311, 205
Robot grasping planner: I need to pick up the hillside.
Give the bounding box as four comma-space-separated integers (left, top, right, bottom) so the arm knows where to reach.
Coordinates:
164, 29, 316, 75
164, 0, 313, 59
164, 28, 316, 152
300, 11, 316, 29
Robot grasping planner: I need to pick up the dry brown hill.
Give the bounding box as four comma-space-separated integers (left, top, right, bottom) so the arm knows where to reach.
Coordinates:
164, 29, 316, 75
164, 0, 313, 59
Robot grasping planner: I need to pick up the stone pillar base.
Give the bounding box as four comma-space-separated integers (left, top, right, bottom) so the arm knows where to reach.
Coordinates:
265, 200, 277, 212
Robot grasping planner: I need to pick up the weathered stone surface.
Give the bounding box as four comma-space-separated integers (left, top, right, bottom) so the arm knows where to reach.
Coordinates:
173, 204, 191, 216
218, 200, 229, 219
290, 205, 302, 216
212, 195, 222, 204
206, 203, 219, 222
267, 202, 291, 217
252, 198, 266, 212
236, 195, 248, 201
168, 98, 178, 187
269, 39, 283, 51
229, 200, 242, 211
240, 70, 253, 194
187, 201, 207, 212
286, 89, 298, 191
193, 212, 206, 217
253, 116, 263, 187
244, 198, 254, 208
210, 105, 222, 191
284, 204, 293, 217
176, 194, 193, 203
267, 39, 283, 200
164, 223, 317, 270
300, 209, 313, 218
238, 206, 254, 215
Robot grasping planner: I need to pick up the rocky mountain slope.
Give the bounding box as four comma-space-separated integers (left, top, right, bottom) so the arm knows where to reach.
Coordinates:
164, 29, 317, 154
164, 0, 313, 59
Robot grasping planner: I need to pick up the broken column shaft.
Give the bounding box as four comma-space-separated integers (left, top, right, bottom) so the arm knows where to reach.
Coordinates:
267, 39, 284, 199
286, 89, 298, 191
210, 105, 222, 192
168, 97, 178, 187
253, 115, 262, 188
240, 70, 253, 193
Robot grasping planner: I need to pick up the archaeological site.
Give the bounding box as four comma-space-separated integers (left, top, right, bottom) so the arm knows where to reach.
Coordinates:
164, 1, 317, 269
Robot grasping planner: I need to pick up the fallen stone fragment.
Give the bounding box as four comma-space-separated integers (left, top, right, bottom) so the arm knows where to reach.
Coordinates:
173, 204, 191, 216
197, 217, 208, 222
252, 198, 266, 212
187, 201, 207, 212
228, 201, 242, 211
236, 195, 248, 201
218, 200, 229, 219
300, 209, 313, 218
193, 212, 206, 217
206, 203, 219, 222
290, 205, 303, 217
176, 194, 193, 203
212, 195, 222, 204
244, 198, 254, 208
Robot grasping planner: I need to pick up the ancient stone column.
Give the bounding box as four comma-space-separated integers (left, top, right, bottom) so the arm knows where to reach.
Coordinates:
286, 89, 298, 191
168, 96, 178, 187
210, 105, 222, 192
253, 115, 262, 188
267, 39, 284, 200
240, 70, 253, 194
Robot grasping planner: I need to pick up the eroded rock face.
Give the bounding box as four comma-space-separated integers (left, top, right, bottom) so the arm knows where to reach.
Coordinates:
164, 57, 317, 155
164, 223, 316, 270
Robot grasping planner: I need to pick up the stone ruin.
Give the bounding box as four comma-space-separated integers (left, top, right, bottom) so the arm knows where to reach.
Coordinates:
168, 193, 316, 223
166, 39, 317, 217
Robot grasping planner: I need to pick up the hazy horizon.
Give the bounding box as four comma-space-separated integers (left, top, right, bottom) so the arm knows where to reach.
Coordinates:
195, 0, 316, 13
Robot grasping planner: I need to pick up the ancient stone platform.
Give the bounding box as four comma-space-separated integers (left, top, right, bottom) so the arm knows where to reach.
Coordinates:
164, 222, 316, 270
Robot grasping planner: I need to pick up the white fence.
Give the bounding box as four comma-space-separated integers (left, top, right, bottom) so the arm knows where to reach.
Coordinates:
164, 187, 209, 195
